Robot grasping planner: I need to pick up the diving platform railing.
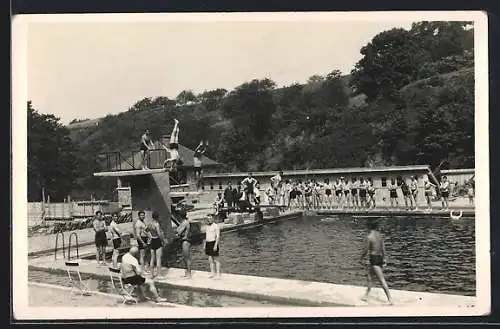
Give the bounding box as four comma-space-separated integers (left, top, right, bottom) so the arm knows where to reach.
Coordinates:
97, 149, 168, 172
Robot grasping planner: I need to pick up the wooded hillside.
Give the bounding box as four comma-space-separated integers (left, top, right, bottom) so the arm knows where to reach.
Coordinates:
28, 21, 474, 201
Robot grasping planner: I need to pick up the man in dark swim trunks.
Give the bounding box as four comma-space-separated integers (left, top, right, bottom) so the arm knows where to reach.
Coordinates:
140, 129, 155, 169
241, 173, 258, 205
193, 140, 208, 188
400, 177, 411, 210
133, 210, 150, 272
92, 211, 108, 265
360, 218, 393, 305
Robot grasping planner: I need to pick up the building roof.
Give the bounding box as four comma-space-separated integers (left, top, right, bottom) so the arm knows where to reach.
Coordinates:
174, 144, 221, 168
204, 165, 431, 179
440, 168, 475, 174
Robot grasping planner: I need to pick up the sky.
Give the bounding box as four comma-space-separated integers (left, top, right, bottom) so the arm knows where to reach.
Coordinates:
24, 14, 420, 124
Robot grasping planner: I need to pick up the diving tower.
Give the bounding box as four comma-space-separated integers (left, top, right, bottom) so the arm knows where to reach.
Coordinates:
93, 149, 178, 241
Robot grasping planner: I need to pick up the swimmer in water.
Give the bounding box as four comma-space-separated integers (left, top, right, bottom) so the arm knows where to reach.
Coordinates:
360, 218, 393, 305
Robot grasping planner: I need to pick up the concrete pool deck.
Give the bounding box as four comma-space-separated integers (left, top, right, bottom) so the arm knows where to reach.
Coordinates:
313, 205, 475, 218
29, 256, 475, 308
28, 282, 187, 308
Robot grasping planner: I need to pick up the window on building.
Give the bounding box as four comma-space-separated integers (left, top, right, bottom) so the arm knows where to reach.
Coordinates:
381, 177, 387, 187
396, 176, 403, 186
210, 181, 214, 190
218, 182, 223, 190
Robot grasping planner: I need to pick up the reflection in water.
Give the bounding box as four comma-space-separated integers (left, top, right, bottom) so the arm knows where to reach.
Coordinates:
28, 270, 287, 307
170, 215, 475, 296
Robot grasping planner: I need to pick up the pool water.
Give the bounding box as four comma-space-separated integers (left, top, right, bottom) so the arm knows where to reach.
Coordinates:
167, 215, 475, 296
28, 270, 293, 307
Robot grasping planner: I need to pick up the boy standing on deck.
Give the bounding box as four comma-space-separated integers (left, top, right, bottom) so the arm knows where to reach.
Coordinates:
92, 211, 108, 265
360, 218, 393, 305
204, 215, 222, 279
109, 212, 122, 269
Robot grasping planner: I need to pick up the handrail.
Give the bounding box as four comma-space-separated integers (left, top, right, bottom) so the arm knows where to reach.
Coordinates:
98, 149, 168, 171
54, 231, 66, 261
68, 232, 79, 260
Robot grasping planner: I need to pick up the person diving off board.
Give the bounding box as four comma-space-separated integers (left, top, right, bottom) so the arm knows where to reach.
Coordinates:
163, 119, 183, 171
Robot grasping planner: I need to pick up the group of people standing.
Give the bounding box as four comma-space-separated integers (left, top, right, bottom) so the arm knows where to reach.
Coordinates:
91, 205, 222, 303
210, 172, 472, 212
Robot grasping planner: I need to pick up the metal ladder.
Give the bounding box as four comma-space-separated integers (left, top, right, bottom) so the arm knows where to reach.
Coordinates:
54, 231, 90, 296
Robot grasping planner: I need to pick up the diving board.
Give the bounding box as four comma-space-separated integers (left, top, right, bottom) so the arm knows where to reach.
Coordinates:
93, 168, 167, 177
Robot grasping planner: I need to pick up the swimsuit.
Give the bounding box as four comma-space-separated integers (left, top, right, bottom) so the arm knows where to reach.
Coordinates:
205, 241, 219, 256
95, 230, 107, 247
140, 135, 151, 151
369, 254, 384, 266
389, 187, 398, 198
359, 184, 367, 198
401, 184, 410, 197
147, 222, 163, 250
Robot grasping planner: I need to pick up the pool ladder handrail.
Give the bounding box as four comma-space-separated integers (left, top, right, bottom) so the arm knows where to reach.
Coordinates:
54, 230, 66, 261
54, 230, 89, 296
67, 231, 80, 260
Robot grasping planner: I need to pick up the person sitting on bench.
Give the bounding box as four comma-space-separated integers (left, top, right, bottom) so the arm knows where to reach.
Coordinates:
120, 246, 166, 303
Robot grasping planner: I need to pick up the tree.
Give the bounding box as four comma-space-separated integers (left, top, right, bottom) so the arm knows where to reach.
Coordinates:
176, 90, 198, 105
151, 96, 176, 109
129, 97, 153, 111
409, 21, 474, 61
28, 101, 78, 201
350, 22, 473, 101
197, 88, 227, 112
221, 78, 277, 141
350, 28, 426, 101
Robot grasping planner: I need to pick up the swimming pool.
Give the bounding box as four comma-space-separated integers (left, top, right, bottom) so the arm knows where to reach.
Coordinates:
28, 269, 295, 307
166, 214, 475, 296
